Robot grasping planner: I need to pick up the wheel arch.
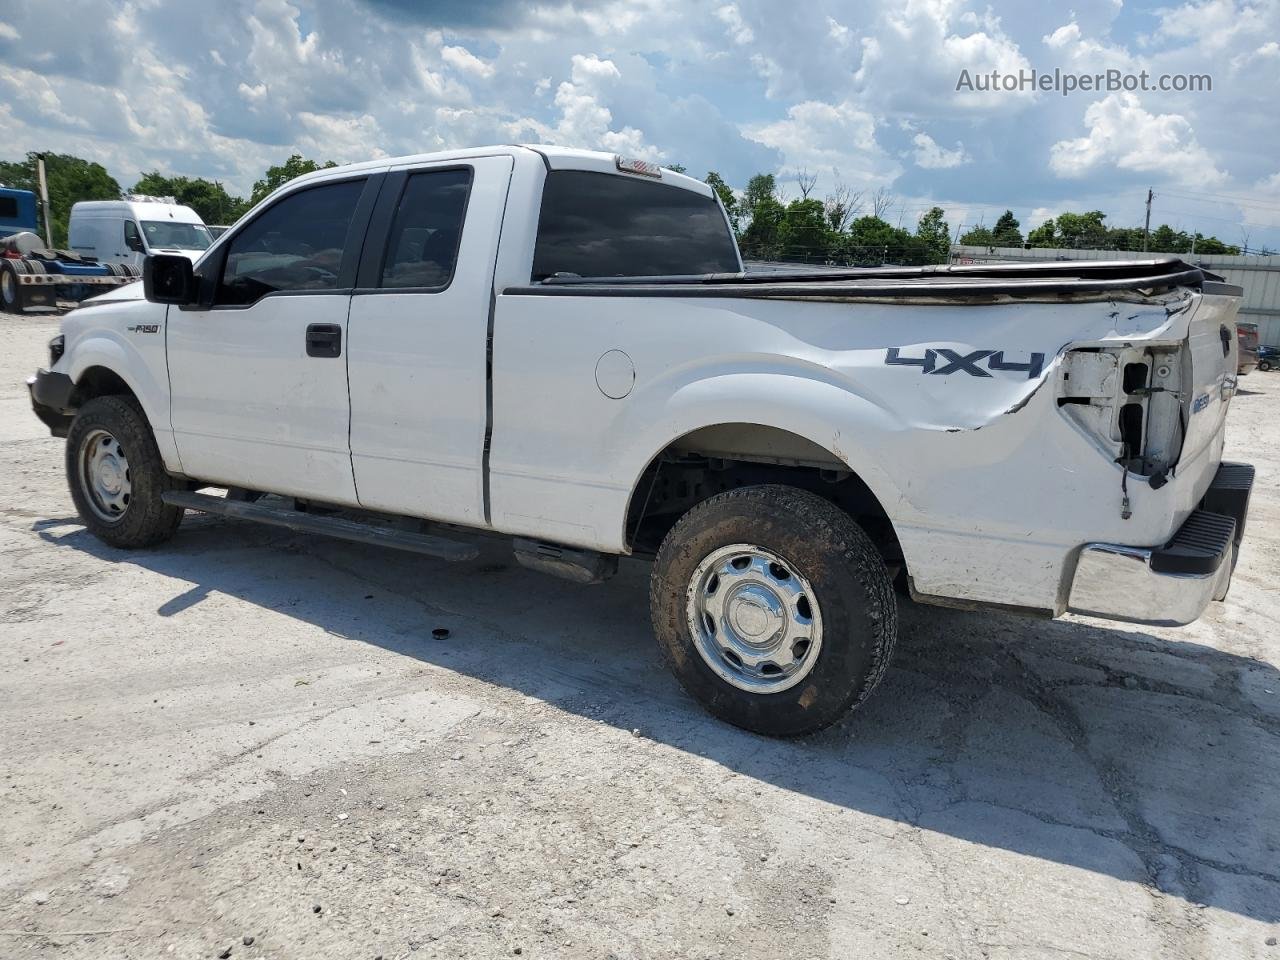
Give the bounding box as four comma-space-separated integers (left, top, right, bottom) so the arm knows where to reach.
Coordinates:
622, 420, 906, 576
65, 338, 182, 474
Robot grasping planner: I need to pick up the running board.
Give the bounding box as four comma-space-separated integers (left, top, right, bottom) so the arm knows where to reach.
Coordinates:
162, 491, 479, 562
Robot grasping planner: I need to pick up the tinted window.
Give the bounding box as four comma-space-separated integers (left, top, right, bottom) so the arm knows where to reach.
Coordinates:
0, 197, 17, 219
217, 179, 364, 306
532, 171, 738, 280
381, 169, 471, 289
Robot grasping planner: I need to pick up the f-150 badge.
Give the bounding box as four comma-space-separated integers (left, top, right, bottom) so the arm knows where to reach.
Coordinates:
885, 347, 1045, 380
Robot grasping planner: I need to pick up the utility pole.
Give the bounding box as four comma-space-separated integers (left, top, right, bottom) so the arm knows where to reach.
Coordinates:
1141, 188, 1154, 253
35, 155, 53, 249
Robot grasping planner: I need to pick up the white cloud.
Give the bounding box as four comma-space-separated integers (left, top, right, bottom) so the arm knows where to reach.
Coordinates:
1049, 92, 1224, 184
716, 4, 754, 45
912, 131, 969, 169
1042, 22, 1080, 49
546, 54, 660, 160
0, 21, 19, 40
744, 99, 899, 186
441, 45, 495, 80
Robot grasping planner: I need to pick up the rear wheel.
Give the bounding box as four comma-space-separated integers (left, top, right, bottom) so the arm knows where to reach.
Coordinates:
650, 484, 897, 737
66, 396, 183, 548
0, 262, 18, 312
1260, 359, 1272, 372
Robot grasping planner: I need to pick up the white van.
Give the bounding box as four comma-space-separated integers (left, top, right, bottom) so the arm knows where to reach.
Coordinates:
68, 196, 213, 268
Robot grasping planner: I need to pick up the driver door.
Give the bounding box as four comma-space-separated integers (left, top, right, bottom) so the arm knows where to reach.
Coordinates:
167, 174, 383, 503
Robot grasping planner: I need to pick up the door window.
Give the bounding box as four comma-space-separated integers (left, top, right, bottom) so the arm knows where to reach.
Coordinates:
124, 220, 143, 252
217, 179, 365, 306
380, 169, 472, 290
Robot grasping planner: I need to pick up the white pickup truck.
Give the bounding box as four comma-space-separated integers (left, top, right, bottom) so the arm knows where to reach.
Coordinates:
28, 145, 1254, 736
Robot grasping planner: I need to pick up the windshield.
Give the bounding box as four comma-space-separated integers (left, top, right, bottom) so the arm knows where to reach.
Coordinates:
141, 220, 213, 251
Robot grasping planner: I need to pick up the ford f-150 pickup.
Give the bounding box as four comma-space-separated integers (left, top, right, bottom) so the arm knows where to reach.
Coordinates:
28, 145, 1255, 735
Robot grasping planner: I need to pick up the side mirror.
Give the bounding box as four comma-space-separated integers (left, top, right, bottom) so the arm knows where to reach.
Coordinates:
143, 254, 196, 305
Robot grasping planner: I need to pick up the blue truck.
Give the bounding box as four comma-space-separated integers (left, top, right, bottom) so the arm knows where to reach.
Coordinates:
1, 186, 140, 314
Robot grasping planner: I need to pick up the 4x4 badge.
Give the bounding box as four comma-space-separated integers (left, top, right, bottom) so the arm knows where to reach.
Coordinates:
885, 347, 1045, 380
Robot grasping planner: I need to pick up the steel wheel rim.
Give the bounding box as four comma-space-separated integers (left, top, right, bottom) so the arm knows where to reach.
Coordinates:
1, 268, 13, 305
685, 543, 823, 694
79, 428, 132, 523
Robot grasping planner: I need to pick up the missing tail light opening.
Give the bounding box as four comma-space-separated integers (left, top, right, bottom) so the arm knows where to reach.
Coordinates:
1059, 345, 1185, 477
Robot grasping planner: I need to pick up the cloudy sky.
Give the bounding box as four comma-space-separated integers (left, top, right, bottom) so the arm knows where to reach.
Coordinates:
2, 0, 1279, 248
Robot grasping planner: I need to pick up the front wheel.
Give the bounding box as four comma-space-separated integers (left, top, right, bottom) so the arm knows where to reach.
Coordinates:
66, 395, 183, 548
650, 485, 897, 737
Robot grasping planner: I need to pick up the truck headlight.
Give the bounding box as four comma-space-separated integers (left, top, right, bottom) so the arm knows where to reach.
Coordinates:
49, 334, 64, 366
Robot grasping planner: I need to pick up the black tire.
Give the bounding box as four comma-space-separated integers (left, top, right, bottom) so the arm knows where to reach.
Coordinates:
1260, 359, 1272, 372
650, 484, 897, 737
66, 395, 183, 548
0, 261, 18, 312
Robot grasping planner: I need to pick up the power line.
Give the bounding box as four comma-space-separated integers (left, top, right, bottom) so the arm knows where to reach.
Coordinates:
1159, 189, 1280, 213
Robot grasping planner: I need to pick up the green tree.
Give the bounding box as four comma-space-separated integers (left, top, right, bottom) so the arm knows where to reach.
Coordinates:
738, 174, 784, 259
250, 155, 339, 206
991, 210, 1023, 247
842, 215, 931, 266
1054, 210, 1108, 249
131, 172, 250, 225
960, 225, 995, 246
1190, 233, 1239, 255
1027, 219, 1057, 247
664, 163, 687, 174
0, 152, 120, 247
915, 206, 951, 262
704, 171, 740, 234
777, 197, 834, 262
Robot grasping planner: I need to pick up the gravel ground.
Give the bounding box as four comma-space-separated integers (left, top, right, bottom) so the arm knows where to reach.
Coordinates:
1, 311, 1277, 959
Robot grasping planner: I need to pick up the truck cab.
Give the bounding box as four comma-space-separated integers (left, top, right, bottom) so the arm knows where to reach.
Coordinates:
68, 197, 213, 269
0, 187, 39, 237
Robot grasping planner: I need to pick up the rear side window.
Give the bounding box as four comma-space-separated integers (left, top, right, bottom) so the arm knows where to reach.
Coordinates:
217, 179, 364, 306
532, 171, 738, 281
380, 168, 471, 290
0, 197, 17, 219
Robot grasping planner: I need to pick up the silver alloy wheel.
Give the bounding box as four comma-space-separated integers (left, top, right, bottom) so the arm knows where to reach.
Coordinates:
79, 428, 132, 523
685, 543, 823, 694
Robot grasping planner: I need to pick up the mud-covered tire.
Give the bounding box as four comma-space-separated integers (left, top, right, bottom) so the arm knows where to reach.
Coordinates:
66, 395, 183, 548
650, 484, 897, 737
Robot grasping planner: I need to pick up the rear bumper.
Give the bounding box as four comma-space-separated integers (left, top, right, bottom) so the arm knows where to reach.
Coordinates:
1067, 462, 1254, 626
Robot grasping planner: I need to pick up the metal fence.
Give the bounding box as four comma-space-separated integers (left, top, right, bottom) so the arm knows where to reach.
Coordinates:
952, 245, 1280, 347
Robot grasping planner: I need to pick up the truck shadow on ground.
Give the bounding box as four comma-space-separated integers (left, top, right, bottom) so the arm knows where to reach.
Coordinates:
36, 514, 1280, 924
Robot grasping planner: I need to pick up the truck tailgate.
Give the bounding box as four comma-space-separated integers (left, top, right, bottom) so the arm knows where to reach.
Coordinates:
1180, 285, 1242, 470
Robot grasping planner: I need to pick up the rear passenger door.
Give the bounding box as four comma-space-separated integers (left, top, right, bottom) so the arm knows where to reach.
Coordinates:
346, 155, 514, 526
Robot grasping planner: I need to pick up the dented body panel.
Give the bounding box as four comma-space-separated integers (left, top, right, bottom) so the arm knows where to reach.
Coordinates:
492, 284, 1240, 614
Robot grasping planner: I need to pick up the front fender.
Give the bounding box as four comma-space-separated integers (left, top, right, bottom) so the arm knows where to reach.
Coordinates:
59, 303, 180, 472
